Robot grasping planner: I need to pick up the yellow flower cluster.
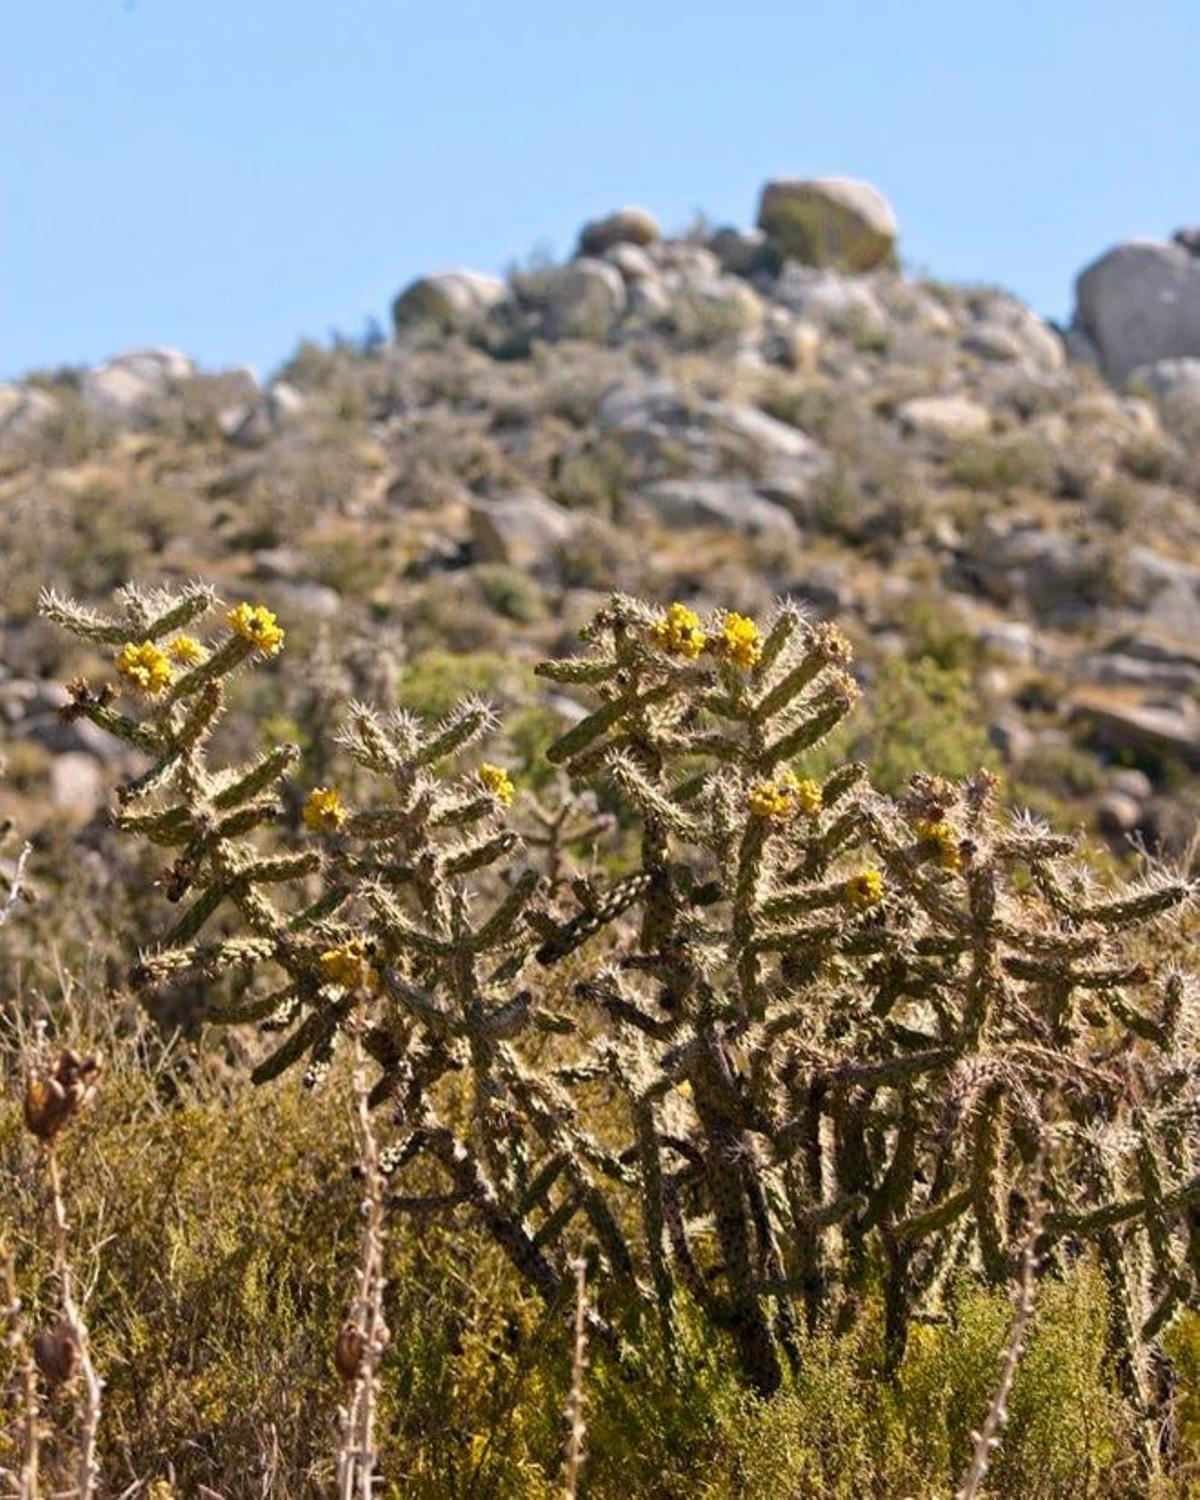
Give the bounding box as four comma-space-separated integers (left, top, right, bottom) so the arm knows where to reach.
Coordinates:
318, 939, 375, 992
115, 640, 173, 696
227, 602, 285, 657
478, 763, 515, 806
715, 612, 762, 669
842, 869, 885, 909
649, 602, 706, 660
303, 786, 347, 833
167, 635, 207, 666
747, 769, 822, 823
914, 818, 962, 871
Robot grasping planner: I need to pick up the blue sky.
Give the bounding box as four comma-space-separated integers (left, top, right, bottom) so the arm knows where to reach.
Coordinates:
3, 0, 1198, 381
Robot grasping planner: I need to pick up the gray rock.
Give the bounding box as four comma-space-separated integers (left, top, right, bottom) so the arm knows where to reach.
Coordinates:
1127, 357, 1200, 409
708, 226, 781, 279
1126, 549, 1200, 639
49, 752, 105, 816
1071, 696, 1200, 768
392, 271, 508, 334
1074, 240, 1200, 384
81, 348, 194, 417
600, 243, 658, 283
978, 622, 1038, 665
963, 299, 1064, 372
638, 479, 799, 540
1107, 768, 1154, 802
898, 393, 991, 441
757, 177, 897, 272
543, 259, 627, 340
470, 491, 577, 575
1097, 791, 1143, 836
0, 384, 57, 440
596, 377, 691, 432
988, 715, 1034, 765
707, 400, 825, 463
577, 207, 660, 257
773, 266, 888, 340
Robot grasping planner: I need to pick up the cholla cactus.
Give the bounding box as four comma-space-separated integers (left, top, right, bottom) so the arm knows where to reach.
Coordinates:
42, 584, 1200, 1439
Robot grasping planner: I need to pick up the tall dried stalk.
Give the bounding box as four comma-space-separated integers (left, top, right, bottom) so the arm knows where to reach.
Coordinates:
562, 1259, 589, 1500
45, 1149, 102, 1500
2, 1239, 40, 1500
956, 1175, 1047, 1500
335, 1029, 389, 1500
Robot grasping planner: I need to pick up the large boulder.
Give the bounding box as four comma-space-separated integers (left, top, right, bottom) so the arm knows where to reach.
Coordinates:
392, 271, 507, 335
81, 348, 194, 417
577, 207, 660, 257
1074, 240, 1200, 384
0, 384, 57, 440
542, 259, 627, 340
757, 177, 897, 273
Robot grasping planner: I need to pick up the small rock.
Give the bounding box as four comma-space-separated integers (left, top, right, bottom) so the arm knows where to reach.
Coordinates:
470, 491, 577, 575
988, 716, 1033, 765
1127, 357, 1200, 409
577, 207, 660, 257
897, 394, 991, 441
1107, 768, 1154, 802
600, 243, 658, 283
49, 752, 105, 816
1071, 696, 1200, 769
638, 479, 799, 540
1097, 792, 1143, 836
758, 177, 897, 273
978, 621, 1038, 664
708, 226, 781, 279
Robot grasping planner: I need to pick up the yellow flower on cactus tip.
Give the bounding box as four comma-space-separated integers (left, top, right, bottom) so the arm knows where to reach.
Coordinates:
478, 763, 515, 806
114, 640, 173, 696
318, 939, 375, 992
167, 635, 207, 666
227, 602, 285, 657
747, 770, 822, 823
715, 612, 762, 669
914, 818, 962, 872
842, 869, 885, 910
650, 602, 706, 660
303, 786, 347, 833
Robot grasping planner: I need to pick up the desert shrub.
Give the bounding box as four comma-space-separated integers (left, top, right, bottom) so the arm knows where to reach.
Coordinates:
948, 434, 1057, 494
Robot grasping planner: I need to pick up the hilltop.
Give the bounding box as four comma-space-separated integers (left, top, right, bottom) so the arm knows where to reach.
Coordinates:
3, 176, 1200, 856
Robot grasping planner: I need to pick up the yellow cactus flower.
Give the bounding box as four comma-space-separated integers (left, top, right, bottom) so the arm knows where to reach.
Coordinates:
114, 640, 173, 696
650, 602, 706, 660
303, 786, 347, 833
715, 612, 762, 670
914, 818, 962, 872
747, 770, 822, 823
318, 939, 375, 992
227, 602, 285, 657
166, 634, 207, 666
842, 869, 885, 910
478, 763, 515, 806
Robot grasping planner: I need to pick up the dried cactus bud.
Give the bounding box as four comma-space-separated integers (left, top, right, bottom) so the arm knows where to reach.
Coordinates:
334, 1320, 367, 1381
33, 1317, 80, 1385
23, 1050, 103, 1141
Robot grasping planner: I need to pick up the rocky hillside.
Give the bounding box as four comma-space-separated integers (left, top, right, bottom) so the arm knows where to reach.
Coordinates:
3, 176, 1200, 858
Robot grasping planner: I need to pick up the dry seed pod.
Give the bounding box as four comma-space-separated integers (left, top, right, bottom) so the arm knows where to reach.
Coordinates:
33, 1316, 80, 1385
334, 1320, 367, 1381
23, 1050, 103, 1142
